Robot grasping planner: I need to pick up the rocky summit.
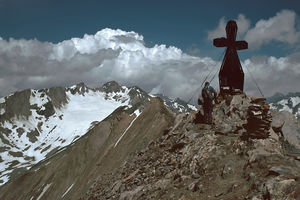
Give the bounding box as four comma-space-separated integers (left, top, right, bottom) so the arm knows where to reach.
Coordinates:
1, 85, 300, 200
84, 94, 300, 200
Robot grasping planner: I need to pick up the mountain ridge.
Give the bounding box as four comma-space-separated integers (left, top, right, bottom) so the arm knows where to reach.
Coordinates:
84, 94, 300, 200
0, 97, 174, 200
0, 81, 193, 186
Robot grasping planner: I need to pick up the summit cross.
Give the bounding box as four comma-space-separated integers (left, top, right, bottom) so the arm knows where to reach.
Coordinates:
213, 20, 248, 92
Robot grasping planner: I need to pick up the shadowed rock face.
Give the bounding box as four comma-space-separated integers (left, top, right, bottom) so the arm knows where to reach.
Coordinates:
47, 87, 68, 109
84, 94, 300, 200
127, 86, 150, 109
0, 89, 32, 122
99, 81, 124, 94
271, 110, 300, 149
68, 82, 93, 96
0, 98, 174, 200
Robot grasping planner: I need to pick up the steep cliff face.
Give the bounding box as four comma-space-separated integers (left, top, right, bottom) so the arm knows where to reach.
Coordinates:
0, 89, 32, 121
84, 94, 300, 200
0, 98, 174, 200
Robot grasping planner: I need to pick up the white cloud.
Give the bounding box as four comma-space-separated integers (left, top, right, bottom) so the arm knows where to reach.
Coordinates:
245, 10, 300, 49
0, 28, 212, 102
243, 54, 300, 97
207, 14, 250, 40
0, 27, 299, 104
208, 10, 300, 49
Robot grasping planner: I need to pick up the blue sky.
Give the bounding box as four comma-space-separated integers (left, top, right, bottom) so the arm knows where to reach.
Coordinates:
0, 0, 300, 100
1, 0, 299, 58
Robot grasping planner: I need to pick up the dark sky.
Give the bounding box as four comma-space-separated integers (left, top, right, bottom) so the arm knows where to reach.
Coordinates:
1, 0, 299, 58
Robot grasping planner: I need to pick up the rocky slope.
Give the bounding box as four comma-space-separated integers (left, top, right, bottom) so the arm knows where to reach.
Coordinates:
0, 81, 155, 185
1, 85, 300, 200
0, 97, 174, 199
84, 94, 300, 200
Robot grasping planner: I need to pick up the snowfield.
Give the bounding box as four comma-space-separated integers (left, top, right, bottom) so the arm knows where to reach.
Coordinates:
0, 86, 131, 185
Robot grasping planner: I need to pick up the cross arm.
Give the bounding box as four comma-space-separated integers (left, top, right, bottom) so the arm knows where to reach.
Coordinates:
235, 41, 248, 50
213, 37, 228, 47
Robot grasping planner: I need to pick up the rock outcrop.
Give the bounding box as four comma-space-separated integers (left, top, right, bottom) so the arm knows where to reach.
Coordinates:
84, 94, 300, 200
0, 89, 32, 121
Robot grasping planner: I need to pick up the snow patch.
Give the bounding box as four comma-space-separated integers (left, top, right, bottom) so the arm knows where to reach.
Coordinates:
30, 90, 49, 108
188, 104, 197, 111
291, 97, 300, 107
61, 183, 75, 198
114, 110, 141, 148
0, 108, 5, 115
0, 97, 5, 104
276, 99, 293, 113
0, 175, 9, 184
37, 183, 52, 200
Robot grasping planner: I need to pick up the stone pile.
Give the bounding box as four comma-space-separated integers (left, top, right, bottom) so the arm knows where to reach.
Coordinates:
241, 97, 272, 140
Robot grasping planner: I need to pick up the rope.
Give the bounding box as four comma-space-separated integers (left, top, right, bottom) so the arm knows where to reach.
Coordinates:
187, 49, 226, 104
244, 64, 265, 98
209, 67, 219, 83
187, 67, 215, 104
186, 66, 214, 104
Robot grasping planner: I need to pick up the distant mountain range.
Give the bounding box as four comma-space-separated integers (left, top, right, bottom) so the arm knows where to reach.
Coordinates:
0, 81, 195, 185
267, 92, 300, 122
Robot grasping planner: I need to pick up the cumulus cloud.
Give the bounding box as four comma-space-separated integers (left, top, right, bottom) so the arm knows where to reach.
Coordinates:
243, 54, 300, 96
0, 28, 217, 103
208, 10, 300, 49
245, 10, 300, 49
207, 14, 251, 40
0, 28, 299, 104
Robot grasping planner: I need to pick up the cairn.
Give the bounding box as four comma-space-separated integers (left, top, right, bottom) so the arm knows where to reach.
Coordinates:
241, 97, 272, 140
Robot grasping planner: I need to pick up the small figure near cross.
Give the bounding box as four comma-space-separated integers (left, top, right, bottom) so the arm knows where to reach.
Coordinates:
213, 20, 248, 93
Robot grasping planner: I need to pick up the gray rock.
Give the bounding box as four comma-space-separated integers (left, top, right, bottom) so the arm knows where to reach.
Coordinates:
188, 181, 201, 192
119, 186, 144, 200
271, 110, 300, 149
191, 172, 201, 179
269, 166, 300, 177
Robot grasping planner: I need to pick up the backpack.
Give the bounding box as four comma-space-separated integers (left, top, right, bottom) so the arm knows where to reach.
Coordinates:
202, 86, 214, 101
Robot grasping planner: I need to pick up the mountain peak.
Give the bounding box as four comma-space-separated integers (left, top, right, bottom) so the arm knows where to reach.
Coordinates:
100, 81, 123, 93
68, 82, 91, 95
